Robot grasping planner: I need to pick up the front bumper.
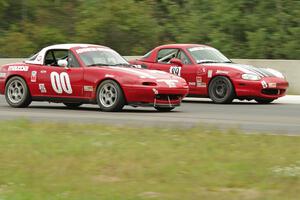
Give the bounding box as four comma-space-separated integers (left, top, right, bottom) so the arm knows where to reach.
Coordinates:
0, 77, 5, 94
234, 77, 289, 99
122, 85, 189, 107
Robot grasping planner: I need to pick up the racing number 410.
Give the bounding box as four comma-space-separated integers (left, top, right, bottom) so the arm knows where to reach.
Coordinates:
50, 72, 73, 94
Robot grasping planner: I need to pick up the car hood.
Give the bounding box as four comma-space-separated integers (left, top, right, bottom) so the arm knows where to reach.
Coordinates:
105, 66, 180, 80
202, 63, 284, 78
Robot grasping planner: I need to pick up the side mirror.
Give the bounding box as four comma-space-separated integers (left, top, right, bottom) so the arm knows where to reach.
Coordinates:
57, 59, 68, 67
169, 58, 183, 66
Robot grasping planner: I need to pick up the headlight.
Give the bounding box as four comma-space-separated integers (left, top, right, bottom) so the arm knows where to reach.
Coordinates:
242, 73, 261, 81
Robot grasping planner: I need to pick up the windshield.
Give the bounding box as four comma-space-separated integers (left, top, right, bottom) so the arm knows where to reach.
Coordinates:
188, 47, 231, 64
77, 48, 129, 66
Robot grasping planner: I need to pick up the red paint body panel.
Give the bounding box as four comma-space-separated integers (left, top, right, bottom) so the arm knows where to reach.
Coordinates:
0, 44, 189, 109
130, 44, 289, 101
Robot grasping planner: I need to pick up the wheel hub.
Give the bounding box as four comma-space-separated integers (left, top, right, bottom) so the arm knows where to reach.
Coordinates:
99, 83, 118, 107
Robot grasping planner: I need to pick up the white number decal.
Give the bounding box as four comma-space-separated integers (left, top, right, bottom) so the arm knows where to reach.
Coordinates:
170, 66, 181, 76
50, 72, 73, 94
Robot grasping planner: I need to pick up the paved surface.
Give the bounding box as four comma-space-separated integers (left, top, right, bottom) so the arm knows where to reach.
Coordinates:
0, 95, 300, 134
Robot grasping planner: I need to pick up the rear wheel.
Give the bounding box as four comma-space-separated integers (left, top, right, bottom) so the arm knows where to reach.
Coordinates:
5, 76, 32, 108
255, 98, 275, 104
97, 80, 125, 112
208, 76, 235, 104
63, 103, 82, 108
155, 107, 175, 112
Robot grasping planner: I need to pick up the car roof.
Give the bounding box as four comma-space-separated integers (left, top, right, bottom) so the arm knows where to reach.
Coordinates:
24, 43, 110, 65
156, 44, 210, 49
139, 44, 212, 63
44, 43, 109, 50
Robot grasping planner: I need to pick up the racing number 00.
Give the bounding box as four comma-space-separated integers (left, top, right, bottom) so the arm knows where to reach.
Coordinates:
50, 72, 73, 94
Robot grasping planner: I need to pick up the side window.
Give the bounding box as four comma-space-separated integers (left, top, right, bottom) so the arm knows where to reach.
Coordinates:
44, 50, 80, 68
68, 51, 80, 68
44, 50, 68, 66
177, 50, 192, 64
142, 50, 153, 59
44, 51, 55, 65
157, 48, 179, 63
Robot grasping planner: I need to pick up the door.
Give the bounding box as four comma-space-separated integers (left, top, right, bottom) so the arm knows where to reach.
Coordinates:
37, 49, 84, 98
150, 48, 198, 91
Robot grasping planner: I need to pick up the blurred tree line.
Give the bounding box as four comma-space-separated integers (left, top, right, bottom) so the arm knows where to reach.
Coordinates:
0, 0, 299, 59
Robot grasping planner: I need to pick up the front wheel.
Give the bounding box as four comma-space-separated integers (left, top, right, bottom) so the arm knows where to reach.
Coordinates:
255, 98, 275, 104
155, 107, 175, 112
97, 80, 125, 112
208, 76, 235, 104
5, 76, 32, 108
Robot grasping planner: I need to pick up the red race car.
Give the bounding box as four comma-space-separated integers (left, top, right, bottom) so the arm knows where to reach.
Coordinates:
0, 44, 189, 112
130, 44, 289, 104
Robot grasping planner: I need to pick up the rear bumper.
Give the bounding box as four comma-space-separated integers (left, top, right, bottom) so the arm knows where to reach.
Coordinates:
234, 77, 289, 99
123, 85, 189, 107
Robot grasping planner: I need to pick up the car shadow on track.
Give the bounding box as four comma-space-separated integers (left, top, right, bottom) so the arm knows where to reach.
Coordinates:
182, 100, 279, 105
25, 105, 181, 113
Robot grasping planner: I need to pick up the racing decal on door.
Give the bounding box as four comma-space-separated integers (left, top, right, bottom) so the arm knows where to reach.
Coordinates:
31, 71, 37, 82
50, 72, 73, 94
169, 66, 181, 76
39, 83, 47, 93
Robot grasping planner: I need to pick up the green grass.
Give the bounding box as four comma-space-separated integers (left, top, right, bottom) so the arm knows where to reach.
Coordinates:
0, 119, 300, 200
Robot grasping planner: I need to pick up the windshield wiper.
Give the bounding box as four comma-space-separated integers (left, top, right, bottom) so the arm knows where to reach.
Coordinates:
197, 60, 220, 64
87, 63, 111, 67
111, 63, 131, 67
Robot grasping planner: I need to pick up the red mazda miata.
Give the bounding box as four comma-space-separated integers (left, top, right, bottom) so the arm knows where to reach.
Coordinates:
0, 44, 189, 112
130, 44, 289, 104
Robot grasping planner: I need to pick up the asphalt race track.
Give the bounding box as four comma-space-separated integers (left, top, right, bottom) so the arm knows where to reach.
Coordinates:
0, 95, 300, 135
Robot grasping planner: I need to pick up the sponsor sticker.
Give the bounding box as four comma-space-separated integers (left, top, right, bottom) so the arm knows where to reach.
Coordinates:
105, 74, 114, 78
39, 83, 47, 93
0, 73, 6, 78
31, 71, 37, 82
84, 86, 93, 92
216, 70, 229, 74
261, 81, 268, 89
152, 88, 158, 95
189, 46, 213, 52
207, 70, 213, 78
8, 65, 29, 71
76, 47, 113, 54
188, 82, 196, 86
133, 64, 142, 68
268, 83, 277, 88
37, 55, 42, 61
196, 76, 207, 87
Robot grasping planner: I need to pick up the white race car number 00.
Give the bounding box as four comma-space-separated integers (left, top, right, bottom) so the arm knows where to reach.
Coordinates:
50, 72, 73, 94
169, 66, 181, 76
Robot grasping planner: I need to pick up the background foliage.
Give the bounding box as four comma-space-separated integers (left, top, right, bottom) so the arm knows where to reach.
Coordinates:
0, 0, 299, 58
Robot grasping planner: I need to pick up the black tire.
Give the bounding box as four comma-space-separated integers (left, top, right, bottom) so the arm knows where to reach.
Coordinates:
255, 98, 275, 104
96, 80, 125, 112
5, 76, 32, 108
63, 103, 82, 108
208, 76, 235, 104
155, 107, 175, 112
